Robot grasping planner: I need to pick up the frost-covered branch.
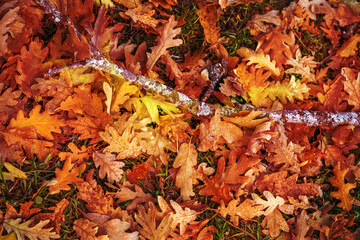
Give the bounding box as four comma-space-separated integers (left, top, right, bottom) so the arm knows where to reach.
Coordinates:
36, 0, 360, 126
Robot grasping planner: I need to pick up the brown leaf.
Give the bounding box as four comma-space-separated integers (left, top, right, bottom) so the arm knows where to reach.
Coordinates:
15, 40, 52, 97
73, 218, 105, 240
261, 208, 289, 238
93, 151, 125, 184
146, 15, 183, 72
329, 163, 356, 211
173, 142, 198, 200
198, 109, 243, 152
196, 3, 221, 45
3, 218, 59, 240
109, 183, 155, 211
343, 67, 360, 111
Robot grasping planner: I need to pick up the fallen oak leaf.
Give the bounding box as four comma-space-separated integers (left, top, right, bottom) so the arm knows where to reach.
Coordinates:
73, 218, 108, 240
46, 158, 86, 195
329, 162, 356, 211
9, 105, 66, 140
3, 218, 59, 240
93, 151, 125, 184
173, 142, 198, 200
146, 15, 183, 72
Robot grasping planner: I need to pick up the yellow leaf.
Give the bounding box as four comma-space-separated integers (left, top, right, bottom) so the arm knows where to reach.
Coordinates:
9, 105, 66, 140
2, 162, 27, 181
0, 232, 17, 240
140, 95, 180, 123
249, 76, 309, 106
237, 47, 281, 77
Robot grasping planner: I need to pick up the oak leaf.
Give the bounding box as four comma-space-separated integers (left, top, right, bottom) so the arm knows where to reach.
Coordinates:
2, 128, 55, 161
124, 3, 160, 30
237, 47, 281, 77
146, 15, 183, 71
3, 218, 59, 240
170, 200, 197, 235
109, 183, 155, 211
73, 218, 108, 240
102, 218, 139, 240
58, 142, 96, 164
343, 67, 360, 111
15, 40, 52, 97
285, 49, 317, 82
32, 199, 69, 234
198, 109, 243, 152
329, 163, 356, 211
196, 3, 221, 45
219, 199, 264, 224
134, 200, 175, 240
93, 151, 125, 184
335, 34, 360, 58
2, 162, 27, 181
140, 94, 180, 123
46, 158, 86, 195
261, 208, 289, 238
173, 142, 197, 200
5, 202, 41, 221
0, 83, 22, 124
77, 178, 121, 218
251, 191, 285, 216
9, 105, 66, 140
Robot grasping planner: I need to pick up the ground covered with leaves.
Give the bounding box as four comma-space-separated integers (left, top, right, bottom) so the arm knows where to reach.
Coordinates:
1, 0, 360, 239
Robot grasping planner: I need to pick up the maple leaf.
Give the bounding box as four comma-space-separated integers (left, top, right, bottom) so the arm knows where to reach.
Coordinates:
329, 163, 356, 211
3, 218, 59, 240
237, 47, 281, 77
46, 159, 86, 195
343, 67, 360, 111
146, 15, 183, 72
93, 151, 125, 184
173, 142, 197, 200
9, 105, 66, 140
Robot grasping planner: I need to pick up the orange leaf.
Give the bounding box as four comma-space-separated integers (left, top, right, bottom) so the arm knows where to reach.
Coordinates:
47, 159, 86, 195
343, 67, 360, 111
329, 163, 355, 211
9, 105, 66, 140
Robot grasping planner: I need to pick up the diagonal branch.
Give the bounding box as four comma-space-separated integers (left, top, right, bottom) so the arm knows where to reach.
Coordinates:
36, 0, 360, 127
